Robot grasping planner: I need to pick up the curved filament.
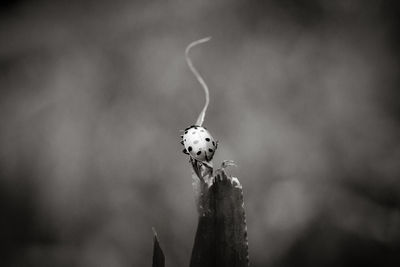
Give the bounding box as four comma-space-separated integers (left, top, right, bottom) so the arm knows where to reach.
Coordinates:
185, 37, 211, 126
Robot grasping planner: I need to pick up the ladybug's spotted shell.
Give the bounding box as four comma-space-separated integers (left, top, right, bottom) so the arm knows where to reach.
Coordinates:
182, 125, 217, 162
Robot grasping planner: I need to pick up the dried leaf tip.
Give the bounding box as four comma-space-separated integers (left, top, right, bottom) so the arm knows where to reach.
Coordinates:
152, 227, 165, 267
152, 227, 158, 238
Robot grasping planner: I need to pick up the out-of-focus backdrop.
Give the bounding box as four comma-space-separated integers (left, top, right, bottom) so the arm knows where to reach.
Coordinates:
1, 0, 400, 266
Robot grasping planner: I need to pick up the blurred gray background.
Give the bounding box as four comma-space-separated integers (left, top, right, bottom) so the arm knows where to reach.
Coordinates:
1, 0, 400, 266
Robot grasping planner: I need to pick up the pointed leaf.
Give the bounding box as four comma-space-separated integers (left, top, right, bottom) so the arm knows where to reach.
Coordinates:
152, 228, 165, 267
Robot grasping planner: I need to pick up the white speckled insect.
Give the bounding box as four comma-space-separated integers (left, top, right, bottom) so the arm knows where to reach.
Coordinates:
181, 37, 218, 167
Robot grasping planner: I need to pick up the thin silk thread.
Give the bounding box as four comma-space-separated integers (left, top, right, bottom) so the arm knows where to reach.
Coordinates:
185, 37, 211, 127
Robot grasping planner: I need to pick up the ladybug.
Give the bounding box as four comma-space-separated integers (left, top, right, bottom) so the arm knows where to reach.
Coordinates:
181, 125, 218, 162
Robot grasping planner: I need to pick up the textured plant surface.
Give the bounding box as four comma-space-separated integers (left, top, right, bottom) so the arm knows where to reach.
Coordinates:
152, 164, 249, 267
190, 167, 249, 267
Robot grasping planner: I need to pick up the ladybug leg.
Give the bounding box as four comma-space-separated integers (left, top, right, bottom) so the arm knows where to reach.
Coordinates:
201, 161, 213, 178
190, 158, 204, 182
202, 161, 213, 170
203, 166, 213, 179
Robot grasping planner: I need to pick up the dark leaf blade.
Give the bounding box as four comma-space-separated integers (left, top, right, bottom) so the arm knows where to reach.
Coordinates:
190, 169, 249, 267
152, 229, 165, 267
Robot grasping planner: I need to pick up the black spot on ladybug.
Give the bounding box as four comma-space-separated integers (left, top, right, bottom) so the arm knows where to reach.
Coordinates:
188, 146, 192, 152
208, 149, 213, 153
185, 125, 196, 131
205, 138, 210, 142
212, 141, 215, 146
192, 131, 196, 135
182, 148, 189, 155
194, 140, 199, 144
184, 131, 188, 134
180, 140, 184, 145
196, 151, 201, 155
